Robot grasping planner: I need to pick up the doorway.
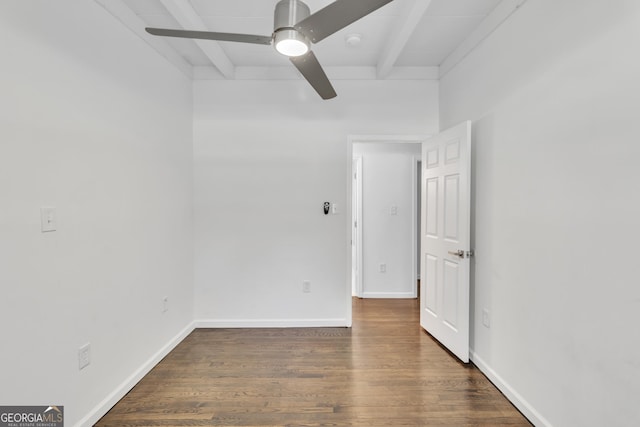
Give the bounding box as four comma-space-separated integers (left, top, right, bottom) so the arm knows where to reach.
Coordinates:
349, 136, 427, 301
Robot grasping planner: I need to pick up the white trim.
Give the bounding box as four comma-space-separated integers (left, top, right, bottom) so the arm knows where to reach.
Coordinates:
471, 350, 551, 427
345, 140, 354, 327
411, 155, 420, 298
349, 134, 430, 145
76, 322, 196, 427
353, 156, 364, 298
193, 66, 440, 81
195, 319, 349, 328
362, 292, 416, 299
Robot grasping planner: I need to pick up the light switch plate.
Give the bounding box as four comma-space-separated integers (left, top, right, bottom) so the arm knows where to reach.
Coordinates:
302, 280, 311, 293
78, 343, 90, 370
40, 207, 57, 232
482, 309, 490, 328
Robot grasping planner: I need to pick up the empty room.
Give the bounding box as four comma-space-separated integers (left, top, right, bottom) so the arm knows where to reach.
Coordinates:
1, 0, 638, 426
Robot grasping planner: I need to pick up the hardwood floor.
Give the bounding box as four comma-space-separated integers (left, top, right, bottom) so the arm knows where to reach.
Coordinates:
96, 298, 531, 426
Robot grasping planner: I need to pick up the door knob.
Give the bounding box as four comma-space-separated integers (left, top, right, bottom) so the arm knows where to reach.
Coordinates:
448, 250, 474, 259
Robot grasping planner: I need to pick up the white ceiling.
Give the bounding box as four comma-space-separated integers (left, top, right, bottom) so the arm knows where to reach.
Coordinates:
97, 0, 520, 80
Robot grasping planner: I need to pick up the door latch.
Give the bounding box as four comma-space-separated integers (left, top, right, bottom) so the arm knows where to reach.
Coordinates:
448, 250, 474, 259
448, 250, 464, 258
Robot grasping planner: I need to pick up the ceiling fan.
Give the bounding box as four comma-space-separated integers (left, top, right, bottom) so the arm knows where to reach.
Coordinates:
145, 0, 394, 100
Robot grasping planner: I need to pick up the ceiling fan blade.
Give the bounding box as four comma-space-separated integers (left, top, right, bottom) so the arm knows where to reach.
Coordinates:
294, 0, 394, 43
290, 51, 337, 100
145, 28, 272, 45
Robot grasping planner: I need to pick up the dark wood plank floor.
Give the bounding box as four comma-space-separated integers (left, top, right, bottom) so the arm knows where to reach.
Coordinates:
96, 298, 531, 426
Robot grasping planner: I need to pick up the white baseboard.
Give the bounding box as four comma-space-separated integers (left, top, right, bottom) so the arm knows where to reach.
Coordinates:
74, 323, 546, 427
195, 318, 349, 328
75, 321, 196, 427
470, 350, 551, 427
361, 291, 416, 298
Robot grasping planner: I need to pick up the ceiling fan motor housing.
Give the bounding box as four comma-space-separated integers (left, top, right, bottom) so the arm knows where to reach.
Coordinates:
273, 0, 311, 56
274, 0, 310, 30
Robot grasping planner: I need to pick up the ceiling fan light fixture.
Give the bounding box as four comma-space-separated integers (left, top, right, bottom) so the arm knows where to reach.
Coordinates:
146, 0, 395, 99
274, 29, 309, 57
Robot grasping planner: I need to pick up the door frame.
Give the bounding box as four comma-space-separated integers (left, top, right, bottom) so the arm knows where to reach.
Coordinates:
346, 135, 430, 324
352, 156, 363, 298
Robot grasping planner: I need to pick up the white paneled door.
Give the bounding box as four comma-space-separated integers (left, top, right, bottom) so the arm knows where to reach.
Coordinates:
420, 121, 471, 363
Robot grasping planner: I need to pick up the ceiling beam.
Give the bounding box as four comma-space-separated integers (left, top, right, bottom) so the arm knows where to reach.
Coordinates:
159, 0, 235, 79
376, 0, 433, 79
94, 0, 193, 78
439, 0, 528, 78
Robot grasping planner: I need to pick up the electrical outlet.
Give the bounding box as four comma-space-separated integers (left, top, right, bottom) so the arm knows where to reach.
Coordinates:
482, 309, 490, 328
162, 296, 169, 313
78, 343, 90, 370
302, 281, 311, 293
379, 263, 387, 273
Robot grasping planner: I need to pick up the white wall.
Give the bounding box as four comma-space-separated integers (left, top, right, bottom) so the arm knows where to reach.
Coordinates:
440, 0, 640, 425
0, 2, 194, 426
193, 79, 438, 325
353, 142, 421, 298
